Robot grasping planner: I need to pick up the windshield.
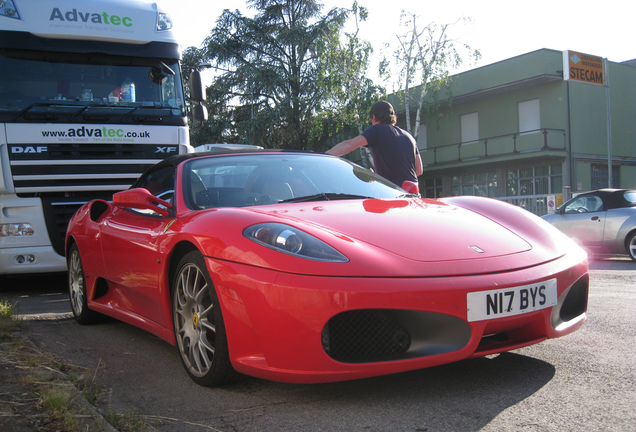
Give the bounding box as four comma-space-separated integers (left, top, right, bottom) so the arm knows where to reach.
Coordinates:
184, 153, 408, 210
0, 50, 185, 120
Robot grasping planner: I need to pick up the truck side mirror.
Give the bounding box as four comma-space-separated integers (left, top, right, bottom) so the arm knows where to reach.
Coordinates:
190, 70, 207, 123
190, 70, 205, 102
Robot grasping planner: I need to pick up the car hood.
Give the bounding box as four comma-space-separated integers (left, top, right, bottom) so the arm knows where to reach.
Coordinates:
263, 198, 531, 262
185, 197, 576, 277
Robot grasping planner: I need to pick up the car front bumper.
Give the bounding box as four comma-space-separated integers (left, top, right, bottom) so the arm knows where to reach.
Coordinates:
206, 248, 588, 384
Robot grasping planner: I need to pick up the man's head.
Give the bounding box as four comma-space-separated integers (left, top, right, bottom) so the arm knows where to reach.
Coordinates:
369, 101, 397, 125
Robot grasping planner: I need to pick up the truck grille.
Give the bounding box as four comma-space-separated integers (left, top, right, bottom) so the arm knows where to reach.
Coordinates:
7, 141, 177, 256
8, 143, 164, 194
41, 198, 88, 256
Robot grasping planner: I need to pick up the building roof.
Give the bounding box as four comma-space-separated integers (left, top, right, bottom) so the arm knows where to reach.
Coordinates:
390, 49, 565, 112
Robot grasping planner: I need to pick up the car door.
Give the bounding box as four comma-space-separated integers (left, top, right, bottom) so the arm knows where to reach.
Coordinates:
550, 194, 606, 248
100, 207, 172, 327
99, 166, 176, 327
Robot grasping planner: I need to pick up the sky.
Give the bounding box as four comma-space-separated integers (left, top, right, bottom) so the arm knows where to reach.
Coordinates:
167, 0, 634, 84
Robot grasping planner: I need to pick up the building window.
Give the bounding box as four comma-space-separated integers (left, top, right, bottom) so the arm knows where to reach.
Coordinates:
423, 177, 443, 198
518, 98, 540, 133
461, 112, 479, 144
418, 124, 428, 150
591, 164, 620, 189
503, 165, 562, 215
451, 172, 497, 197
506, 165, 562, 196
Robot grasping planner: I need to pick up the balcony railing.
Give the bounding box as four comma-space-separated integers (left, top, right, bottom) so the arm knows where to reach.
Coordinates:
421, 128, 566, 166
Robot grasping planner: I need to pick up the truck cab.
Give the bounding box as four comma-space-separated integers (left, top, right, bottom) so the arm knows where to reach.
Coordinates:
0, 0, 200, 276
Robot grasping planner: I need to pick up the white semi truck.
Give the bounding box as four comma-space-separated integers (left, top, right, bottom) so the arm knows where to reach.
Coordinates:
0, 0, 205, 276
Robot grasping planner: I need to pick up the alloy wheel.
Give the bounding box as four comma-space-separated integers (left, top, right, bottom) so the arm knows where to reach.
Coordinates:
68, 247, 85, 317
173, 262, 217, 378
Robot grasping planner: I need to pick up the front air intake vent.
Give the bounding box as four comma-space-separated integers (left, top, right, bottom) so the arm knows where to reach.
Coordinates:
322, 309, 472, 364
322, 310, 411, 363
551, 274, 589, 329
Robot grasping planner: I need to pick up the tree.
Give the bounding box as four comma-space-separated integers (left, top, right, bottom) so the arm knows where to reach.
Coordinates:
315, 2, 383, 166
181, 46, 248, 147
202, 0, 348, 149
380, 12, 481, 140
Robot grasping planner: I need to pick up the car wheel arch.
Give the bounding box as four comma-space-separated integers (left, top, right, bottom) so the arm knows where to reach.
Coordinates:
65, 235, 78, 260
616, 214, 636, 257
625, 230, 636, 261
167, 241, 201, 300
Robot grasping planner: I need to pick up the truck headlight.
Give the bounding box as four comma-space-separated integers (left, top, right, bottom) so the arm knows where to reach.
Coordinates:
0, 223, 34, 237
0, 0, 20, 19
156, 12, 173, 31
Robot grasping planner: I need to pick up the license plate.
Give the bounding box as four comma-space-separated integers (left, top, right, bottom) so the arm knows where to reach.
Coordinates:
467, 279, 558, 322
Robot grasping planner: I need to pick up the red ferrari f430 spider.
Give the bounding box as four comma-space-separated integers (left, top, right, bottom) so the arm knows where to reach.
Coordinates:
66, 150, 589, 386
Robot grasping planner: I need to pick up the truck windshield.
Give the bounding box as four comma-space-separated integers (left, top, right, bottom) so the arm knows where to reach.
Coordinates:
0, 50, 185, 118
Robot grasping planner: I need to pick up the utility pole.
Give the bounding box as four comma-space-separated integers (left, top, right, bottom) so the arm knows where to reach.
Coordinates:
605, 58, 613, 188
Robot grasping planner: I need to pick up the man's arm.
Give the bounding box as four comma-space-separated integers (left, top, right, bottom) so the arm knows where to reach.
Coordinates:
415, 151, 423, 177
326, 135, 368, 157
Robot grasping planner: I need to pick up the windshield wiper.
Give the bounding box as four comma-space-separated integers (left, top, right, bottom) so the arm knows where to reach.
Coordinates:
12, 103, 66, 121
279, 193, 374, 203
67, 105, 91, 122
13, 102, 102, 122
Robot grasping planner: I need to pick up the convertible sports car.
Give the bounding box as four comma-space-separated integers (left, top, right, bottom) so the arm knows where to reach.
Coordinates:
66, 150, 589, 386
541, 189, 636, 262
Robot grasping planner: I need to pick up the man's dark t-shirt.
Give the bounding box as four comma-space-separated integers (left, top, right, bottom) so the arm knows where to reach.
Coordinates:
361, 124, 419, 186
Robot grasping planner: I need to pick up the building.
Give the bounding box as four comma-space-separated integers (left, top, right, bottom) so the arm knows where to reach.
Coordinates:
387, 49, 636, 215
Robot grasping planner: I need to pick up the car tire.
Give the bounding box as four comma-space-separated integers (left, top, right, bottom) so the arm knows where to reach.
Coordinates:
172, 251, 238, 386
627, 232, 636, 262
68, 244, 103, 325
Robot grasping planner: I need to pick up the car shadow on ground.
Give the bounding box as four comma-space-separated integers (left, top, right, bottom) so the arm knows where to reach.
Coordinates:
4, 274, 558, 432
207, 351, 555, 432
588, 254, 634, 271
23, 313, 557, 432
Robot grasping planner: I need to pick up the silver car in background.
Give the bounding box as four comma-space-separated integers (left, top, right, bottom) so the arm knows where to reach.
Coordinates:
542, 189, 636, 262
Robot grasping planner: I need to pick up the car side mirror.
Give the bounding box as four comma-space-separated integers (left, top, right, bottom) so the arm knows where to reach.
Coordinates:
401, 180, 419, 195
113, 188, 173, 217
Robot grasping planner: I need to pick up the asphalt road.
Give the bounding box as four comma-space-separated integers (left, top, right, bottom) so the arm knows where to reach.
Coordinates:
2, 257, 635, 432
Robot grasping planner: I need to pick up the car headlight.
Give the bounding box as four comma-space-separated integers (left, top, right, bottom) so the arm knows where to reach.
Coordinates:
244, 223, 348, 262
0, 223, 34, 237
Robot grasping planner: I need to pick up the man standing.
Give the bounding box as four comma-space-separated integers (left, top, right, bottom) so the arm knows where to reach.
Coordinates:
326, 101, 423, 187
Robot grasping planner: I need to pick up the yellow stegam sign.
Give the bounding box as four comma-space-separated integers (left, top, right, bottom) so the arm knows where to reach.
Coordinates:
564, 50, 605, 85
